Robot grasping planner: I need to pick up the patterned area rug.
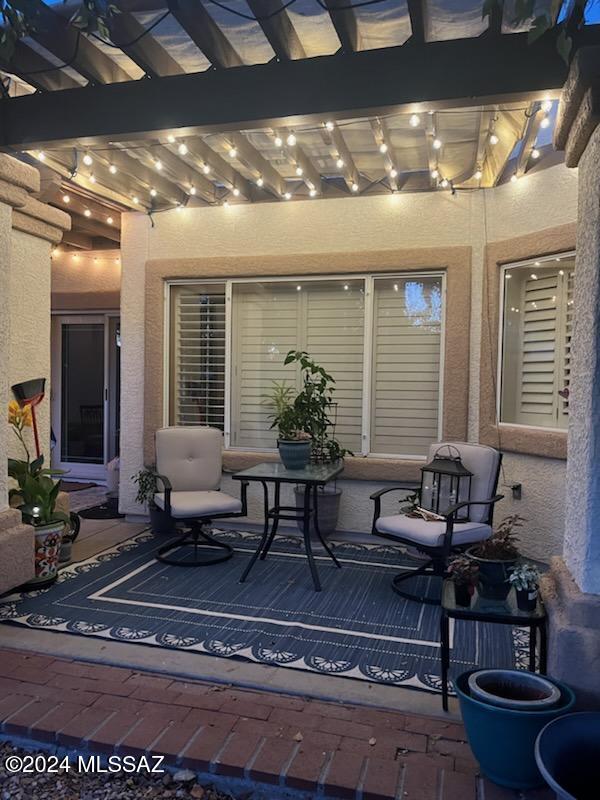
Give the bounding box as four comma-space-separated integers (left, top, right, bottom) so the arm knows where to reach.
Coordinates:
0, 530, 527, 694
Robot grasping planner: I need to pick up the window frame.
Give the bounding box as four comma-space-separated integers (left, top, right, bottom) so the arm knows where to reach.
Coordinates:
496, 250, 576, 434
165, 270, 446, 460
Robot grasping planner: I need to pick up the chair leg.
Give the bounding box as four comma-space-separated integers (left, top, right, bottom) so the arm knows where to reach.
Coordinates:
391, 557, 444, 606
156, 522, 233, 567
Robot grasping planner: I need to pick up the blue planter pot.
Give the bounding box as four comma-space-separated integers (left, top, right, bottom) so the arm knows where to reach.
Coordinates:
535, 712, 600, 800
277, 440, 312, 470
456, 670, 575, 790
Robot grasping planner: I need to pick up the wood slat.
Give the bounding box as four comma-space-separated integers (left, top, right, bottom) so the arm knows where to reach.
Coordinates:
247, 0, 306, 61
168, 0, 243, 68
323, 0, 362, 53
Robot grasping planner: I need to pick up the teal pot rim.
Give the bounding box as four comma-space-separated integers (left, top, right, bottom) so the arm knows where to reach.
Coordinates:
277, 439, 312, 447
468, 670, 562, 711
535, 711, 600, 800
456, 670, 576, 718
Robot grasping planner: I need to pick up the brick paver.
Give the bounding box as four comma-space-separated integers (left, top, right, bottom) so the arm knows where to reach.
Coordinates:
0, 648, 553, 799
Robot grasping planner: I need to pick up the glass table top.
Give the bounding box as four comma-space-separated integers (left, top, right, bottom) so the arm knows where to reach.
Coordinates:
232, 460, 344, 484
442, 580, 545, 620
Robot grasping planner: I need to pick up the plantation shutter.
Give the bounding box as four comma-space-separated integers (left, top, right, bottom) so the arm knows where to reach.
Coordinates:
170, 286, 226, 429
560, 270, 574, 421
230, 280, 364, 451
370, 276, 442, 457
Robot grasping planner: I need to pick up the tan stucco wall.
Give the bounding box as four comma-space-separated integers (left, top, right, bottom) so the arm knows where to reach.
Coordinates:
51, 249, 121, 311
119, 163, 579, 561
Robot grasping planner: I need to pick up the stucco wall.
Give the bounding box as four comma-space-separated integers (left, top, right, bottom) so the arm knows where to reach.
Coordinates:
8, 230, 52, 462
0, 204, 11, 509
51, 250, 121, 311
119, 163, 578, 562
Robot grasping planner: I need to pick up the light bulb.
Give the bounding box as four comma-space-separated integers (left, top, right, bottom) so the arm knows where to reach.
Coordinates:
155, 160, 162, 170
106, 216, 113, 225
232, 187, 240, 196
274, 136, 283, 148
530, 273, 537, 280
286, 133, 296, 146
389, 168, 398, 178
71, 254, 78, 261
510, 173, 518, 183
176, 204, 183, 212
133, 196, 139, 204
541, 99, 552, 113
336, 158, 344, 169
178, 143, 188, 155
150, 188, 157, 197
558, 269, 564, 276
540, 115, 550, 129
89, 174, 96, 184
409, 114, 420, 127
256, 177, 264, 187
343, 284, 349, 290
351, 182, 359, 192
474, 169, 482, 180
284, 192, 292, 200
489, 133, 499, 145
62, 194, 70, 203
433, 138, 442, 150
167, 134, 175, 144
189, 186, 197, 195
109, 164, 117, 174
83, 153, 93, 166
440, 178, 449, 188
94, 257, 98, 262
223, 200, 229, 208
309, 188, 317, 197
535, 261, 541, 266
394, 283, 399, 292
37, 151, 46, 161
296, 285, 301, 291
84, 208, 91, 217
431, 168, 439, 179
531, 148, 540, 159
379, 142, 388, 154
202, 163, 211, 174
295, 166, 303, 176
325, 121, 334, 131
229, 147, 237, 158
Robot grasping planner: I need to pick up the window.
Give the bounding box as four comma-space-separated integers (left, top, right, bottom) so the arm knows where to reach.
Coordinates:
168, 272, 445, 458
500, 254, 575, 430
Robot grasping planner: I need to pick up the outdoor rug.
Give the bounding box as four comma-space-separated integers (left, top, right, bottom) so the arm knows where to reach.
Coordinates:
0, 529, 528, 694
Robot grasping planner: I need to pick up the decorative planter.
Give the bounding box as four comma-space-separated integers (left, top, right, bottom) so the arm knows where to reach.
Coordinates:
295, 485, 342, 538
26, 521, 63, 589
150, 505, 175, 535
468, 670, 562, 711
278, 440, 312, 470
58, 538, 72, 564
516, 588, 538, 612
456, 670, 575, 790
535, 712, 600, 800
467, 549, 517, 600
453, 583, 473, 607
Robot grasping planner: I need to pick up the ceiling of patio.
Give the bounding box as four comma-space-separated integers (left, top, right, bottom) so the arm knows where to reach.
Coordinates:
1, 0, 596, 224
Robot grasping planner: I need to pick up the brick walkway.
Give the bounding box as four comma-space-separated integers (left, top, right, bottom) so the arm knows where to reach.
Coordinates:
0, 648, 551, 799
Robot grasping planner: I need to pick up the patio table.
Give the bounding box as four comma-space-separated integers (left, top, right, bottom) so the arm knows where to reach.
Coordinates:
232, 461, 344, 591
440, 579, 548, 711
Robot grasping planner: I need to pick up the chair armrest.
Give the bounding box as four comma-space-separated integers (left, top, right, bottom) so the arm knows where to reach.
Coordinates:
444, 494, 504, 520
369, 484, 420, 500
153, 473, 172, 516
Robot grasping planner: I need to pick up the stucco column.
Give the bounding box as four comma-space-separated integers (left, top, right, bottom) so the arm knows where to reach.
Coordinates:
541, 47, 600, 707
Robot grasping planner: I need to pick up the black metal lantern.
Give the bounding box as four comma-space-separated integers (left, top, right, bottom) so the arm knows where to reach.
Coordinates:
420, 445, 472, 520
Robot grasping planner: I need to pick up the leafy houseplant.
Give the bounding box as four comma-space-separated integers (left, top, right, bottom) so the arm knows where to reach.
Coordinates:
447, 555, 480, 607
132, 467, 174, 534
509, 563, 540, 612
8, 401, 69, 587
467, 515, 524, 600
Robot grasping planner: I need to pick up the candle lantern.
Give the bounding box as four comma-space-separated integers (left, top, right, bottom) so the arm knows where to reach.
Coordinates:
420, 445, 472, 520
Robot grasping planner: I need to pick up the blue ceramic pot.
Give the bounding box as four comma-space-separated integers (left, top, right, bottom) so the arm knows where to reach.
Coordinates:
535, 712, 600, 800
278, 440, 312, 470
455, 670, 575, 790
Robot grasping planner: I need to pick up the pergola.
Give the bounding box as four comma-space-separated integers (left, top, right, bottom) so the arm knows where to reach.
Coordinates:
0, 0, 598, 251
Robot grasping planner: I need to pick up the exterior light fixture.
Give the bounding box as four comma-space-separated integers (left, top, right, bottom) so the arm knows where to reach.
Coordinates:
420, 444, 473, 518
440, 178, 449, 188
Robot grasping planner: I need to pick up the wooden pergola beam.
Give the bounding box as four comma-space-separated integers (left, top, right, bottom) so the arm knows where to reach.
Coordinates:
128, 143, 217, 203
0, 32, 580, 150
323, 0, 362, 53
370, 118, 400, 192
110, 12, 184, 78
406, 0, 428, 44
516, 102, 544, 176
49, 186, 122, 229
228, 133, 285, 198
164, 0, 243, 68
70, 211, 121, 242
1, 42, 81, 92
100, 148, 188, 204
61, 230, 94, 250
175, 135, 253, 200
321, 123, 359, 192
247, 0, 306, 61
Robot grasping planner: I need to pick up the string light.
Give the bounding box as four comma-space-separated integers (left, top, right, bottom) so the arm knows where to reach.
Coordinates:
540, 115, 550, 129
284, 192, 292, 200
178, 143, 188, 155
295, 166, 303, 176
94, 257, 98, 263
440, 178, 449, 188
431, 168, 439, 178
256, 177, 264, 187
62, 194, 70, 203
150, 188, 157, 197
176, 204, 183, 212
389, 168, 398, 178
286, 133, 296, 146
309, 188, 317, 197
379, 142, 388, 154
530, 273, 538, 280
351, 182, 359, 192
37, 151, 46, 161
325, 121, 334, 131
541, 99, 553, 113
474, 169, 482, 180
167, 135, 175, 144
489, 133, 499, 145
106, 216, 114, 225
189, 186, 197, 195
336, 158, 345, 169
202, 163, 211, 174
409, 114, 420, 127
84, 208, 91, 217
432, 138, 442, 150
531, 148, 540, 159
223, 200, 230, 208
232, 187, 240, 196
133, 196, 139, 204
82, 153, 93, 166
343, 284, 349, 291
109, 164, 117, 174
274, 136, 283, 148
71, 253, 79, 261
296, 285, 301, 291
89, 174, 96, 184
510, 173, 518, 183
155, 159, 163, 170
228, 147, 237, 158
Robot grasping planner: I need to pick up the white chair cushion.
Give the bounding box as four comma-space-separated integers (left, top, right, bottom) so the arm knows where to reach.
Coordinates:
375, 514, 492, 548
154, 491, 242, 519
155, 427, 223, 492
426, 442, 500, 523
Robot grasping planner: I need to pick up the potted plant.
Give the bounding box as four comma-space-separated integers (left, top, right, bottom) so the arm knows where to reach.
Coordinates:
447, 555, 479, 607
467, 514, 524, 600
265, 380, 313, 470
132, 467, 175, 534
509, 563, 540, 612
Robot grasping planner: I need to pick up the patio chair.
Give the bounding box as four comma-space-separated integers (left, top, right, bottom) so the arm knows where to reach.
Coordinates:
371, 442, 503, 605
153, 426, 248, 566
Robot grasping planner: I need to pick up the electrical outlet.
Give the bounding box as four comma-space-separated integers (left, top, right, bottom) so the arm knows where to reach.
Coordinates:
511, 483, 522, 500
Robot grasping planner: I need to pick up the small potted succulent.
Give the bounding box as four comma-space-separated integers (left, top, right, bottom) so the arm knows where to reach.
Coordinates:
509, 563, 540, 612
447, 555, 479, 607
132, 467, 174, 534
468, 515, 524, 600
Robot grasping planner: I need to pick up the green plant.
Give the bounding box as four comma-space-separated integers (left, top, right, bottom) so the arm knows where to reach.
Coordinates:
447, 555, 480, 587
471, 514, 525, 560
132, 467, 158, 507
509, 563, 540, 592
14, 472, 70, 528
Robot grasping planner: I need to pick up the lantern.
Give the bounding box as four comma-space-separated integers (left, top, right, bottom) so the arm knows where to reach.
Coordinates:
419, 445, 472, 520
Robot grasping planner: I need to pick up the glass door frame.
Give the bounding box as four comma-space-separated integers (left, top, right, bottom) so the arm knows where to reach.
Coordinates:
51, 312, 120, 480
